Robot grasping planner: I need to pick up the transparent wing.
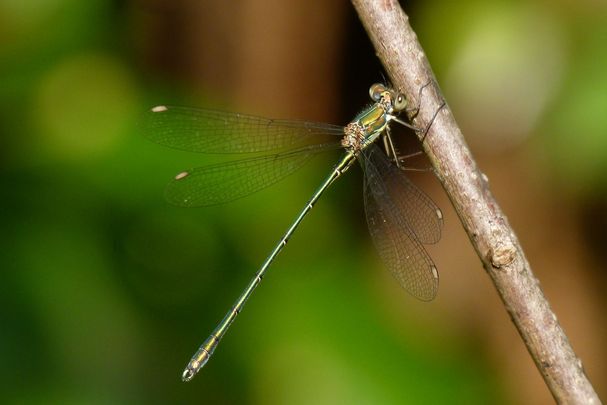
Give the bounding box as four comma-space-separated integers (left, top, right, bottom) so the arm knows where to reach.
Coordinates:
361, 144, 440, 301
144, 106, 345, 154
368, 142, 443, 244
165, 143, 341, 207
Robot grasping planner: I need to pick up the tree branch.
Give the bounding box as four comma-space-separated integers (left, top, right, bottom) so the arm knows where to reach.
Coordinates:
351, 0, 601, 403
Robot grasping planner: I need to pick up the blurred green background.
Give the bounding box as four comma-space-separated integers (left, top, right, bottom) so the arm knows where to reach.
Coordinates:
1, 1, 605, 404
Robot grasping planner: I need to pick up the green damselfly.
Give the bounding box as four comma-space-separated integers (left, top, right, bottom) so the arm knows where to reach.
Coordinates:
145, 83, 443, 381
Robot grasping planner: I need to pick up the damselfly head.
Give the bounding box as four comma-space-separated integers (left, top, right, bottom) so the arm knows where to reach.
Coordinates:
368, 83, 407, 113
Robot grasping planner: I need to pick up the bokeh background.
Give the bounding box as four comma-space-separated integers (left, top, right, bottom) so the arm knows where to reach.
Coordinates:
1, 0, 605, 404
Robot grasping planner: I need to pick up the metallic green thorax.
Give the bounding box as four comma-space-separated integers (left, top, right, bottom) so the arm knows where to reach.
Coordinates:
342, 93, 396, 154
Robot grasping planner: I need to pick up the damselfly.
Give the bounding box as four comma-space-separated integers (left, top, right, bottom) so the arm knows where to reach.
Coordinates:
144, 83, 443, 382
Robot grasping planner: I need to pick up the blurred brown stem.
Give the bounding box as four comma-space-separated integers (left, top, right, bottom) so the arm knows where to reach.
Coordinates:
351, 0, 601, 403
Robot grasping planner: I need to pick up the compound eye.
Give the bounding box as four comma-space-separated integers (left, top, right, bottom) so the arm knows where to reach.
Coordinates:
369, 83, 386, 101
393, 94, 407, 111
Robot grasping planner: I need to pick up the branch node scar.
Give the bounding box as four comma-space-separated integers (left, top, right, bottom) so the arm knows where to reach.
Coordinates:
490, 242, 516, 269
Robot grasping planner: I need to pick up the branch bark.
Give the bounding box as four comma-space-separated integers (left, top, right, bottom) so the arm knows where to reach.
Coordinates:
351, 1, 601, 403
